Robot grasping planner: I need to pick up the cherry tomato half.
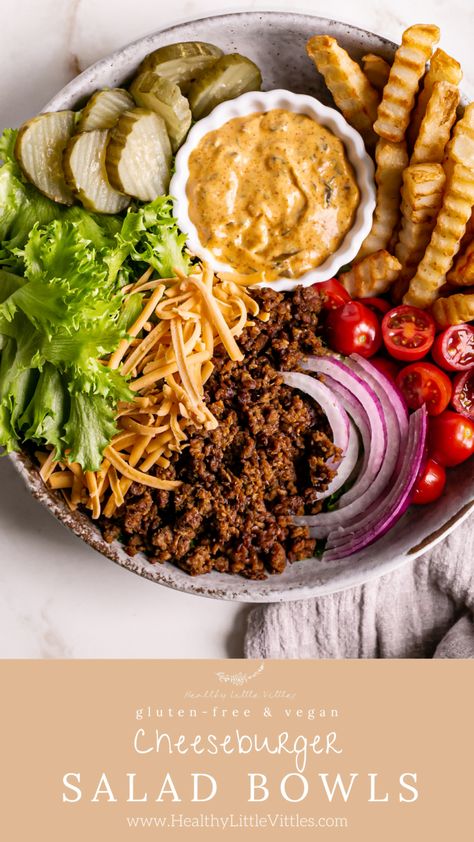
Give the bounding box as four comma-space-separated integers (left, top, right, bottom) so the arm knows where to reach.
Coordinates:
431, 324, 474, 371
412, 459, 446, 505
428, 411, 474, 466
452, 369, 474, 421
370, 356, 401, 384
325, 301, 382, 358
317, 278, 352, 309
382, 305, 436, 361
359, 297, 391, 316
396, 362, 452, 416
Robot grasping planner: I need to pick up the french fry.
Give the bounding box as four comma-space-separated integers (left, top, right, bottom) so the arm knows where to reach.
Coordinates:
362, 53, 391, 93
399, 168, 446, 226
404, 163, 474, 307
306, 35, 379, 146
464, 209, 474, 242
396, 163, 446, 265
447, 239, 474, 286
451, 207, 474, 269
391, 163, 445, 301
446, 102, 474, 169
339, 250, 401, 297
374, 24, 440, 143
408, 48, 462, 147
432, 293, 474, 327
441, 107, 474, 190
410, 81, 459, 164
357, 138, 408, 258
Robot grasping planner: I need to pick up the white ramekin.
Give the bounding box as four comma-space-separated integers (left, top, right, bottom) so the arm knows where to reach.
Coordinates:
170, 89, 375, 291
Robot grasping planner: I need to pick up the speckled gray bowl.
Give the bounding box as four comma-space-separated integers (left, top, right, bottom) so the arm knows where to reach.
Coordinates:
10, 12, 474, 602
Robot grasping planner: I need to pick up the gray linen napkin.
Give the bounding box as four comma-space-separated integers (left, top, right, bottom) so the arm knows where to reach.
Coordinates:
244, 514, 474, 659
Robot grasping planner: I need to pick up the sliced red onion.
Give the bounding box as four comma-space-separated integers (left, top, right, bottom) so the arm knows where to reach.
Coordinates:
346, 355, 407, 443
296, 361, 400, 535
300, 357, 386, 511
321, 407, 427, 560
323, 374, 370, 477
320, 418, 359, 500
281, 371, 354, 500
347, 354, 409, 472
323, 375, 371, 443
351, 354, 408, 421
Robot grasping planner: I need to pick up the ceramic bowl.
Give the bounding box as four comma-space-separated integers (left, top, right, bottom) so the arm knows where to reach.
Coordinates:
170, 88, 375, 291
9, 11, 474, 602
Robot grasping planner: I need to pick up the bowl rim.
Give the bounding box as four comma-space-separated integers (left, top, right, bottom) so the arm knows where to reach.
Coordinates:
10, 9, 472, 602
9, 448, 474, 603
170, 88, 376, 292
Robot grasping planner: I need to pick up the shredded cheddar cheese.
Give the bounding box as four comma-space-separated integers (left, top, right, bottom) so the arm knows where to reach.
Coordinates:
42, 263, 262, 518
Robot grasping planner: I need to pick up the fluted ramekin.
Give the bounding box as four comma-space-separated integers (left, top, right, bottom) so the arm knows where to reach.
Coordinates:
170, 88, 376, 291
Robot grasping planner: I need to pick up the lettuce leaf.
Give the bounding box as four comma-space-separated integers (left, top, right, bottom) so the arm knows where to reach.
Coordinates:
0, 268, 25, 302
0, 127, 190, 471
107, 196, 190, 282
0, 337, 38, 451
0, 219, 133, 467
0, 128, 19, 167
63, 392, 119, 469
0, 162, 62, 269
20, 364, 67, 452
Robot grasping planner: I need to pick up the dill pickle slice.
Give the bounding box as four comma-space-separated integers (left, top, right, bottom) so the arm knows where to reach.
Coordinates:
139, 41, 223, 93
187, 54, 262, 120
64, 129, 129, 214
15, 111, 75, 204
77, 88, 135, 132
105, 108, 172, 202
129, 72, 192, 151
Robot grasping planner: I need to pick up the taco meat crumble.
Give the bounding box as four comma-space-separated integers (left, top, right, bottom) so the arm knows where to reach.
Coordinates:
100, 287, 339, 578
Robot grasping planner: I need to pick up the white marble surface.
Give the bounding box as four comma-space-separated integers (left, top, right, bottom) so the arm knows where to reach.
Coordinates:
0, 0, 472, 658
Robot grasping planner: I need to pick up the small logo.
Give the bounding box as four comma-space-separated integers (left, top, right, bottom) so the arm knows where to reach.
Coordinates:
215, 663, 265, 686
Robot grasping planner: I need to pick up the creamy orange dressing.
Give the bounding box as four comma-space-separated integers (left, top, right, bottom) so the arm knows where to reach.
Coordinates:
187, 109, 359, 278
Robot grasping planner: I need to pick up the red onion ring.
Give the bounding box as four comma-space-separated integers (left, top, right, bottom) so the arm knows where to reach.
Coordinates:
281, 371, 356, 501
301, 357, 386, 510
322, 407, 427, 559
296, 357, 396, 534
347, 354, 408, 473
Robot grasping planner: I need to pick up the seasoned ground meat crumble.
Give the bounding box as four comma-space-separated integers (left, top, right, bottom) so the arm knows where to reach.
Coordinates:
100, 286, 339, 579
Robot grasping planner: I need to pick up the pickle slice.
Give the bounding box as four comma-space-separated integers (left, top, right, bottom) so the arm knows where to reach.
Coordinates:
15, 111, 75, 204
129, 71, 192, 151
78, 88, 135, 132
64, 129, 130, 214
139, 41, 223, 93
105, 108, 172, 202
187, 54, 262, 120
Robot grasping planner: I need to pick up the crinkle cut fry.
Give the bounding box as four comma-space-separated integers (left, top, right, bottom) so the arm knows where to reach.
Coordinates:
404, 104, 474, 307
362, 53, 391, 93
339, 250, 401, 298
404, 163, 474, 307
446, 102, 474, 171
447, 239, 474, 286
410, 81, 459, 166
374, 24, 440, 143
391, 163, 446, 301
306, 34, 379, 147
357, 138, 408, 259
432, 293, 474, 327
408, 47, 463, 148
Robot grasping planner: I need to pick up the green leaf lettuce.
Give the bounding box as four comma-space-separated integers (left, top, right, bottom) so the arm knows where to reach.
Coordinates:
0, 128, 190, 472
